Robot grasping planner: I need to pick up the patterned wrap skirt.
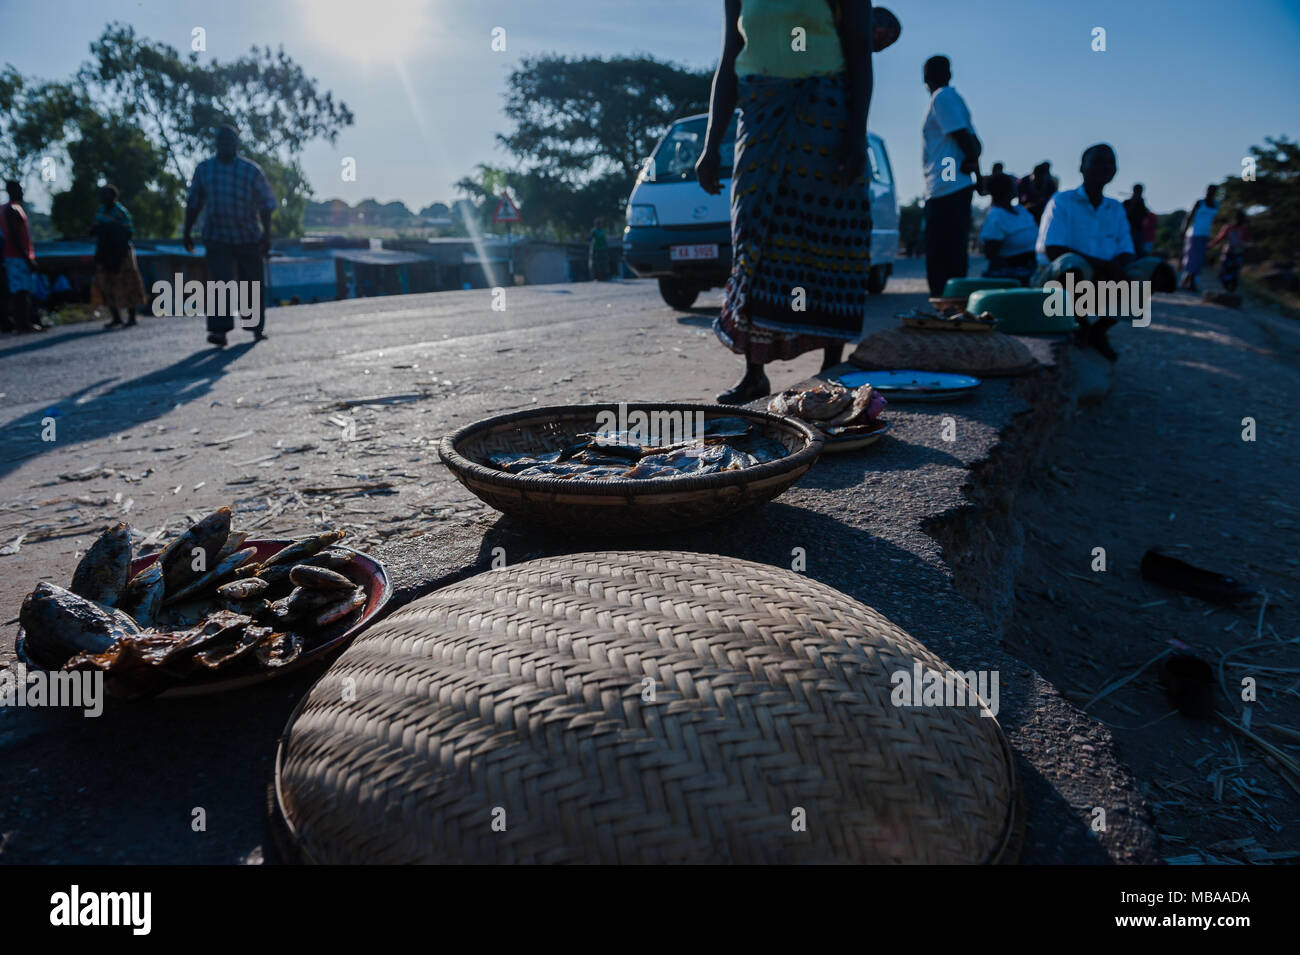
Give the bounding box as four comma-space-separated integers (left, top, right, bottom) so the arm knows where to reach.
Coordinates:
91, 249, 148, 309
715, 73, 872, 364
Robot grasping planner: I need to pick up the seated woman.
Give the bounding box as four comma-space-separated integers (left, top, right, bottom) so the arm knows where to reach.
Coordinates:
979, 172, 1037, 283
1032, 144, 1176, 293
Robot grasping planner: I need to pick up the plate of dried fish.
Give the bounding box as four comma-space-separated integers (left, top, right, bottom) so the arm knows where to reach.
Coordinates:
767, 383, 891, 453
15, 508, 391, 698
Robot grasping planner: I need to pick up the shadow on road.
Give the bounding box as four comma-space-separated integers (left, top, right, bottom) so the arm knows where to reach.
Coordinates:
674, 309, 719, 330
0, 325, 107, 361
0, 342, 255, 483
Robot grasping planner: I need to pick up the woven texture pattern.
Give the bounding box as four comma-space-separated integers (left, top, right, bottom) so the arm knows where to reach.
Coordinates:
438, 404, 822, 534
276, 551, 1018, 864
851, 326, 1037, 377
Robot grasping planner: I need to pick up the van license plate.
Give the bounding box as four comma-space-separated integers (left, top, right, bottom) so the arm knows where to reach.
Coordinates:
670, 244, 719, 262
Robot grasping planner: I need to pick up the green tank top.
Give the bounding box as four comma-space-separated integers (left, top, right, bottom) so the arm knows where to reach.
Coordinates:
734, 0, 846, 79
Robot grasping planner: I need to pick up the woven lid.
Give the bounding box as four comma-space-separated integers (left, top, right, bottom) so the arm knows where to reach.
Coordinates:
273, 551, 1019, 864
851, 326, 1037, 376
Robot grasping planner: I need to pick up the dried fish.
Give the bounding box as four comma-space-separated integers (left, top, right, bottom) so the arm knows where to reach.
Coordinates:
20, 582, 138, 666
255, 630, 303, 668
260, 529, 346, 568
702, 417, 753, 438
163, 546, 258, 605
120, 562, 165, 628
314, 587, 367, 627
727, 434, 789, 464
488, 450, 562, 473
193, 625, 273, 671
156, 507, 232, 592
289, 565, 355, 593
216, 577, 269, 600
69, 522, 132, 606
214, 530, 249, 563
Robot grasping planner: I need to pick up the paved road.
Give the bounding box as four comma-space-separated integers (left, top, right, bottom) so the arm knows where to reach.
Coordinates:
0, 259, 1160, 863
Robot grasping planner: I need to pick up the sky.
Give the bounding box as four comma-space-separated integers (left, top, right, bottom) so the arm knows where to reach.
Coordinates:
2, 0, 1298, 216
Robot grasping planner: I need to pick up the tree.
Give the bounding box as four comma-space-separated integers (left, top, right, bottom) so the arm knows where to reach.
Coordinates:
495, 55, 711, 237
49, 111, 182, 238
1218, 136, 1299, 262
0, 66, 83, 185
247, 151, 311, 239
77, 23, 352, 235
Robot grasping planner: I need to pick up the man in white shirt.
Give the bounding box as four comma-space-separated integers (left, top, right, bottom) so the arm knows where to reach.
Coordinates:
1034, 144, 1176, 359
921, 55, 982, 296
1036, 143, 1134, 279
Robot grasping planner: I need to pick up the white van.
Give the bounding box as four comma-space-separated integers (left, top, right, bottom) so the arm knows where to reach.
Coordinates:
623, 111, 899, 309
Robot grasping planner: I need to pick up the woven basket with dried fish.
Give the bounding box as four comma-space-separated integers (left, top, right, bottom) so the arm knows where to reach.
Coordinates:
439, 403, 822, 534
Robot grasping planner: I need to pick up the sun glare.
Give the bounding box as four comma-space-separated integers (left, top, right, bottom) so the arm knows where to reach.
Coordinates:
297, 0, 435, 64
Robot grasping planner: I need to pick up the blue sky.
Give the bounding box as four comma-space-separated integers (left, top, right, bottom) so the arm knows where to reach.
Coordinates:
3, 0, 1298, 215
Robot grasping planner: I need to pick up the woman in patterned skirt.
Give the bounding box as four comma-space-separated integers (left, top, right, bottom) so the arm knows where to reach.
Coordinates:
90, 185, 147, 329
697, 0, 874, 404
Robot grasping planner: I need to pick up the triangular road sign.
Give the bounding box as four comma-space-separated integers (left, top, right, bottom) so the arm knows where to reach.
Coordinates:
491, 193, 522, 224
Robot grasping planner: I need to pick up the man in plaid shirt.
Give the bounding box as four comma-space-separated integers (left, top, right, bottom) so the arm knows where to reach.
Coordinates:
183, 125, 277, 346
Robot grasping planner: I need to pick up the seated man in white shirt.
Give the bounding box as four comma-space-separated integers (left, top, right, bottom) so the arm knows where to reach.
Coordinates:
979, 172, 1037, 282
1034, 144, 1175, 291
1033, 144, 1176, 361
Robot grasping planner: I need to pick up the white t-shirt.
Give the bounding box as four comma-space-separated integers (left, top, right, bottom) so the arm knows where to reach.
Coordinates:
1036, 185, 1135, 264
922, 86, 976, 200
979, 205, 1038, 257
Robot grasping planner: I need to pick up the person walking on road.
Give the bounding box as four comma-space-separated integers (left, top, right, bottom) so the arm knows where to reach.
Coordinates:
1208, 209, 1249, 293
1, 180, 45, 333
697, 0, 875, 404
183, 125, 277, 347
90, 185, 147, 329
921, 55, 982, 297
1179, 184, 1219, 292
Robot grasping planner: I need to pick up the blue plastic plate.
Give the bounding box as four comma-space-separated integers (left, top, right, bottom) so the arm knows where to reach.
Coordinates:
834, 369, 981, 401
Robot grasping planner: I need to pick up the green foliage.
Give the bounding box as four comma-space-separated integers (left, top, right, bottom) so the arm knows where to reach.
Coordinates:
246, 152, 311, 239
0, 66, 84, 182
1217, 136, 1299, 262
494, 55, 711, 238
50, 111, 182, 238
82, 24, 352, 177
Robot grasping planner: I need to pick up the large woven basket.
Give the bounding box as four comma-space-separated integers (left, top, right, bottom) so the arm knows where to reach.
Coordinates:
272, 551, 1021, 864
438, 403, 822, 534
851, 326, 1038, 377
